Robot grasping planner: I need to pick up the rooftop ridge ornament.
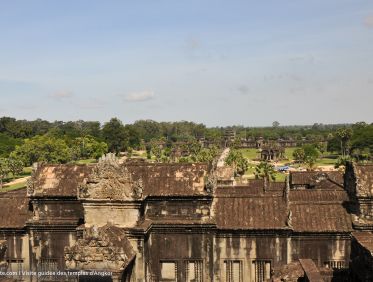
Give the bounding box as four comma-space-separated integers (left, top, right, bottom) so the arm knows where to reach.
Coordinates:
98, 152, 120, 167
284, 175, 292, 228
205, 173, 217, 194
286, 210, 293, 228
284, 175, 290, 204
26, 176, 35, 196
78, 153, 143, 201
205, 155, 219, 194
26, 162, 40, 196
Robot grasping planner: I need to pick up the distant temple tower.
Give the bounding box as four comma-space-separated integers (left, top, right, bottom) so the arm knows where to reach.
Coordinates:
223, 129, 236, 147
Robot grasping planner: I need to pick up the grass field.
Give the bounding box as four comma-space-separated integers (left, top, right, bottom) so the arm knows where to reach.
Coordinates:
75, 158, 97, 164
132, 150, 148, 158
240, 147, 341, 182
315, 157, 338, 166
284, 147, 297, 161
22, 166, 32, 174
245, 164, 257, 178
239, 147, 298, 161
1, 181, 27, 192
239, 148, 259, 160
274, 172, 287, 182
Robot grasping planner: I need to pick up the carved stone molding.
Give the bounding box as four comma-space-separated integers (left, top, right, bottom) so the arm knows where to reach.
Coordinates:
26, 177, 35, 196
78, 153, 144, 201
64, 225, 135, 272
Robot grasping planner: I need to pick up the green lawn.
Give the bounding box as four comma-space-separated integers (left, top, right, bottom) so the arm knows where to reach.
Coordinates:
22, 166, 32, 174
239, 148, 260, 160
283, 148, 339, 166
239, 147, 300, 162
315, 157, 338, 166
245, 164, 257, 177
274, 172, 287, 182
1, 181, 27, 192
245, 163, 287, 182
132, 150, 148, 158
284, 147, 299, 161
240, 146, 340, 182
75, 158, 97, 164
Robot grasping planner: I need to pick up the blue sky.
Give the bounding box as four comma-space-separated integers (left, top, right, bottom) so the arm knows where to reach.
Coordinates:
1, 0, 373, 126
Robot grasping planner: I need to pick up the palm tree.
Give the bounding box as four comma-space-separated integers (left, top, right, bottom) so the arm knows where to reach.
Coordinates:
225, 150, 249, 177
336, 128, 353, 157
254, 161, 276, 191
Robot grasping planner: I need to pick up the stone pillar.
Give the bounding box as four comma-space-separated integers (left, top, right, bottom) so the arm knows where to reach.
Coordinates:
286, 237, 292, 264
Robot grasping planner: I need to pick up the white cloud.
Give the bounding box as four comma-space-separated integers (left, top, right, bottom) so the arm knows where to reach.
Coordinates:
363, 15, 373, 28
123, 90, 155, 102
49, 90, 73, 99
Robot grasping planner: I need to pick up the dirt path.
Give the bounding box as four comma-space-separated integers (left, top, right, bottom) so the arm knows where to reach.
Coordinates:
217, 148, 230, 167
3, 176, 30, 187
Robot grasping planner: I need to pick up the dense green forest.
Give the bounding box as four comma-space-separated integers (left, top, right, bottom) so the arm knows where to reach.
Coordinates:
0, 116, 372, 165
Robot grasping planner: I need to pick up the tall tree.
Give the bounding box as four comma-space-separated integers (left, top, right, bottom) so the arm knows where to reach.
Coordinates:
0, 158, 9, 188
0, 133, 22, 158
70, 136, 108, 160
102, 118, 128, 154
336, 128, 353, 157
150, 138, 163, 162
7, 158, 23, 179
196, 146, 219, 163
10, 135, 72, 166
293, 148, 305, 163
225, 149, 249, 176
292, 145, 320, 170
350, 123, 373, 160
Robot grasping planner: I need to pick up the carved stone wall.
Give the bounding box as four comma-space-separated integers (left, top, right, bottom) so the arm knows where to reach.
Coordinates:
65, 225, 135, 273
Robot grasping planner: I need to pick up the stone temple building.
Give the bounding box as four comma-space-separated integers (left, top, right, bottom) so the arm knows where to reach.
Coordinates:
0, 157, 373, 281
